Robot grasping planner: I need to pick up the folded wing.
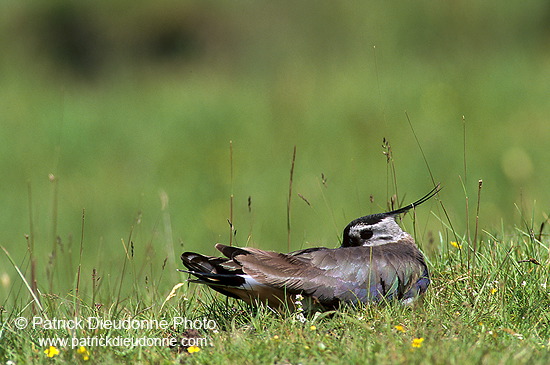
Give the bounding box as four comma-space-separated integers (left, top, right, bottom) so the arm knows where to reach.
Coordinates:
181, 242, 429, 308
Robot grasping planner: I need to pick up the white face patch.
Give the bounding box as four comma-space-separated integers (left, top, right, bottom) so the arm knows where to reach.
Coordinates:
348, 224, 368, 239
349, 216, 407, 246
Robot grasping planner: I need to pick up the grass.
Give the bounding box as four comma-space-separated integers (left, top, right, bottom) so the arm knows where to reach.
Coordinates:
1, 180, 549, 364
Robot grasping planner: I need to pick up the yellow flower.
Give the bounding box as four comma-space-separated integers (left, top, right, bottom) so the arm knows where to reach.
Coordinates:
187, 346, 201, 353
450, 241, 461, 249
44, 346, 60, 358
411, 338, 425, 348
310, 325, 317, 331
491, 288, 498, 294
394, 325, 406, 332
272, 335, 280, 340
77, 346, 90, 361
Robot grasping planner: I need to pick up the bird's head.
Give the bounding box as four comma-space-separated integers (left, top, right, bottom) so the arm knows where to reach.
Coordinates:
341, 185, 440, 247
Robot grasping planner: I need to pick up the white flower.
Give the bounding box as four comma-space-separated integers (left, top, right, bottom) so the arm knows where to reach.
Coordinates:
295, 312, 307, 323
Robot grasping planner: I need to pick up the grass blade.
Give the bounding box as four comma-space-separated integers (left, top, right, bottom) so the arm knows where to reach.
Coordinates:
1, 245, 44, 313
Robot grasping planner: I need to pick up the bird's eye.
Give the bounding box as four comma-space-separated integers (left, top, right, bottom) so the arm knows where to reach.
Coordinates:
360, 229, 373, 240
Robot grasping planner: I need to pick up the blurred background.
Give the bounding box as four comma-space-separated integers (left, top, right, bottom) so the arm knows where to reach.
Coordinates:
1, 1, 549, 302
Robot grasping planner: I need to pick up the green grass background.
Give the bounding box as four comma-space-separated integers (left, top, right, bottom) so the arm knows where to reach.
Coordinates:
0, 1, 549, 363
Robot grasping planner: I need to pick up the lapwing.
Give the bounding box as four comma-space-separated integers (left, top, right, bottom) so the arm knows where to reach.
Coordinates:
180, 185, 440, 309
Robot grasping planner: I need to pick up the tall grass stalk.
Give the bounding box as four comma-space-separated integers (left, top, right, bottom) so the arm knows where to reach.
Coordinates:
26, 182, 39, 314
49, 174, 59, 293
382, 138, 398, 210
473, 179, 483, 268
1, 246, 44, 313
287, 145, 297, 252
229, 140, 235, 246
74, 209, 85, 317
113, 222, 136, 317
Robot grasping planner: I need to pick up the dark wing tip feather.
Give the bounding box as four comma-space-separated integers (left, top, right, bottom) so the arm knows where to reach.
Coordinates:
178, 268, 245, 283
181, 252, 216, 273
215, 243, 251, 259
179, 254, 246, 287
387, 183, 441, 216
